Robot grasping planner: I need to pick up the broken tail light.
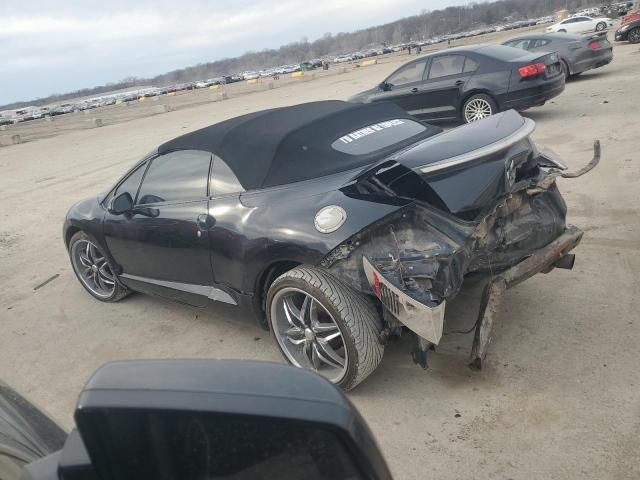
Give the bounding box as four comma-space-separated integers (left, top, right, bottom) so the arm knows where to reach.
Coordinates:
518, 62, 546, 78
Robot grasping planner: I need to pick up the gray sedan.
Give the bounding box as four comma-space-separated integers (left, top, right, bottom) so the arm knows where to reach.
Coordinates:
503, 32, 613, 78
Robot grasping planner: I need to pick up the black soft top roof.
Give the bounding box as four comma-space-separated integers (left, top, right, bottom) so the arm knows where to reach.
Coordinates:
158, 100, 437, 190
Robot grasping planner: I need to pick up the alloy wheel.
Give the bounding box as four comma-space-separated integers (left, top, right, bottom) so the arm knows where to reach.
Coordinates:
270, 287, 348, 383
595, 22, 606, 32
464, 98, 493, 122
71, 239, 116, 298
629, 29, 640, 44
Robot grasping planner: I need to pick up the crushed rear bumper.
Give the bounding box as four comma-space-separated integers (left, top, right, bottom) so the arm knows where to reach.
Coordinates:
468, 225, 582, 369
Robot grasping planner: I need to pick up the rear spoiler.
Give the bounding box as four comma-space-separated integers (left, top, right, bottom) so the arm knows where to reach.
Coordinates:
583, 31, 609, 39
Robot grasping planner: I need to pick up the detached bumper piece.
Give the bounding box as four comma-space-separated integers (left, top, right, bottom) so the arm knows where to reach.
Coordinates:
469, 225, 583, 370
363, 256, 446, 345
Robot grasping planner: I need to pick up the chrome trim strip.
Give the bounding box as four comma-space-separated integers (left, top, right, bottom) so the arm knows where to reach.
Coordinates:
120, 273, 237, 305
363, 257, 445, 344
408, 106, 455, 115
417, 117, 536, 174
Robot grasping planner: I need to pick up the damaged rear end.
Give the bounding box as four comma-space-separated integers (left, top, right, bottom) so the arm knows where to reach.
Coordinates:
322, 110, 599, 368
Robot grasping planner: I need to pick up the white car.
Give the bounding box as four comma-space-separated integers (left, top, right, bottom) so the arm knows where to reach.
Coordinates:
546, 16, 613, 34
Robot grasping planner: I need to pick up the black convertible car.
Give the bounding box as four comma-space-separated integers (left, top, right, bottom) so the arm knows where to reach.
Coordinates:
64, 101, 598, 389
348, 45, 565, 123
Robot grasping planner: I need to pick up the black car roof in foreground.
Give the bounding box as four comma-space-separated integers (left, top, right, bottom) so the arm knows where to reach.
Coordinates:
158, 100, 439, 190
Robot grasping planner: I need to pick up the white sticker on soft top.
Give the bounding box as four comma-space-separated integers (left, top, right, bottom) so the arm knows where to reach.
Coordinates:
338, 119, 405, 144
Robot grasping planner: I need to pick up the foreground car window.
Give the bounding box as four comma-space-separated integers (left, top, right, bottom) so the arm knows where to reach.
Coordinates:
387, 60, 426, 86
137, 150, 211, 204
211, 156, 245, 196
114, 163, 146, 199
85, 410, 363, 480
428, 55, 465, 79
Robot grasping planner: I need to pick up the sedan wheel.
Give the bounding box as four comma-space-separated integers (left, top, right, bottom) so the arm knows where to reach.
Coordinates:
267, 266, 384, 390
69, 231, 129, 302
595, 22, 606, 32
463, 94, 496, 123
629, 28, 640, 44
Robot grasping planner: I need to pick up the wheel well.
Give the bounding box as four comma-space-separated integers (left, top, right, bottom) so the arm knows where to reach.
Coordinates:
64, 226, 80, 249
561, 58, 571, 76
255, 260, 302, 327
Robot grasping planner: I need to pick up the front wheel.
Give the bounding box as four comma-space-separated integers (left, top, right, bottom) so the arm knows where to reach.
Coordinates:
462, 94, 497, 123
69, 231, 129, 302
628, 27, 640, 44
267, 266, 384, 390
595, 22, 606, 32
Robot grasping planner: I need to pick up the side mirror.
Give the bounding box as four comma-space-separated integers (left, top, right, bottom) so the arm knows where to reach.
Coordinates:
24, 360, 392, 480
379, 81, 391, 91
108, 192, 133, 215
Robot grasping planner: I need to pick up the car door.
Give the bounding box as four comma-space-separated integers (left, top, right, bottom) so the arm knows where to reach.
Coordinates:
103, 150, 214, 306
568, 17, 591, 33
370, 59, 429, 113
414, 54, 478, 120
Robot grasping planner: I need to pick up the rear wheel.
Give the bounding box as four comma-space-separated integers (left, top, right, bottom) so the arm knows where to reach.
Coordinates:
462, 94, 497, 123
558, 29, 567, 33
629, 27, 640, 44
561, 59, 570, 78
595, 22, 607, 32
69, 231, 129, 302
267, 266, 384, 390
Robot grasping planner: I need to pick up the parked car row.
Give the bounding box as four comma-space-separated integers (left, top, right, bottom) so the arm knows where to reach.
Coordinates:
349, 27, 616, 124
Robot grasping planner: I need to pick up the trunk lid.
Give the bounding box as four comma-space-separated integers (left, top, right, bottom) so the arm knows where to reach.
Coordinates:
344, 111, 541, 221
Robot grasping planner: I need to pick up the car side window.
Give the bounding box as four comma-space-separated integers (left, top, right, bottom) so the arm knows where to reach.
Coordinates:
428, 55, 465, 79
562, 18, 575, 24
386, 60, 427, 86
531, 39, 552, 48
463, 57, 480, 72
211, 156, 245, 196
504, 39, 532, 50
136, 150, 211, 205
114, 163, 146, 199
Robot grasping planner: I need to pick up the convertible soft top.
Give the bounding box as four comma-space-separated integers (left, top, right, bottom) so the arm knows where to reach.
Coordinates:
158, 100, 439, 189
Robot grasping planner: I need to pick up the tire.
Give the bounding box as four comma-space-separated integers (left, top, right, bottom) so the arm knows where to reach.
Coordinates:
462, 93, 497, 123
629, 27, 640, 44
68, 231, 129, 302
558, 29, 567, 33
595, 22, 606, 32
561, 59, 571, 78
266, 266, 384, 391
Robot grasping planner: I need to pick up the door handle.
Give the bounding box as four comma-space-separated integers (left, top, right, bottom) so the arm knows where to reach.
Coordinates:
197, 214, 216, 229
411, 87, 419, 93
455, 80, 465, 86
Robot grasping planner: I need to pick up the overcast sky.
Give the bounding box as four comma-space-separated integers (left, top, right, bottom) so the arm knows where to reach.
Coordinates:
0, 0, 474, 105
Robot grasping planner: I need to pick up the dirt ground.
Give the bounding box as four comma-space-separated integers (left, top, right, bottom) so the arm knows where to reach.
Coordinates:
1, 28, 639, 480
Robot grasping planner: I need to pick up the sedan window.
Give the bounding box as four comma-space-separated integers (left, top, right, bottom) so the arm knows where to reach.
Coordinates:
531, 39, 552, 48
137, 150, 211, 205
386, 60, 427, 86
211, 156, 245, 196
428, 55, 465, 79
504, 39, 533, 50
463, 57, 480, 72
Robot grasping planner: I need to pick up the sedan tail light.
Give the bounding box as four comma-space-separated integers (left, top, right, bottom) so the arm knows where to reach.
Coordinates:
518, 63, 546, 78
588, 39, 601, 50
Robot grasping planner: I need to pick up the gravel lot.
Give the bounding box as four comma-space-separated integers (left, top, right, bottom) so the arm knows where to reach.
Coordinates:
1, 29, 639, 480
